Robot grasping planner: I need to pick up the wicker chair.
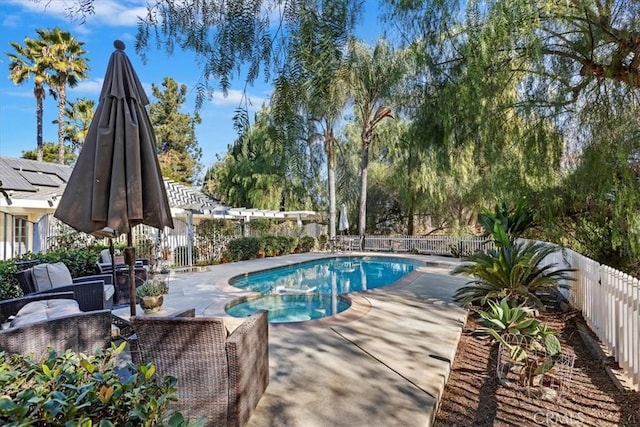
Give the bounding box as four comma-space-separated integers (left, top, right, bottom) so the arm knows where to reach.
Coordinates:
131, 310, 269, 427
0, 292, 112, 356
15, 267, 113, 312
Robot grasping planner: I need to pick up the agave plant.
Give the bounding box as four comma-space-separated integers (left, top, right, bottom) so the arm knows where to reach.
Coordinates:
452, 239, 575, 310
474, 298, 563, 387
473, 298, 539, 340
478, 197, 534, 248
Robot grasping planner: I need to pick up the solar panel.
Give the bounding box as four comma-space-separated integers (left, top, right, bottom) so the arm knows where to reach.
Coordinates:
0, 159, 36, 191
19, 170, 62, 187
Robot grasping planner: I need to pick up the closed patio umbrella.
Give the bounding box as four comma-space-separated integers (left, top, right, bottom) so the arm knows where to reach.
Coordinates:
338, 204, 349, 234
54, 40, 173, 316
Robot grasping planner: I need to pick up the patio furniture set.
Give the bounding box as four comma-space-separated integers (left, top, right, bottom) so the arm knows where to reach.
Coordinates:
0, 262, 269, 427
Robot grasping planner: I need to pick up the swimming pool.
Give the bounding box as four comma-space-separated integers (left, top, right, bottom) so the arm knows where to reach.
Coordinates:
226, 256, 423, 322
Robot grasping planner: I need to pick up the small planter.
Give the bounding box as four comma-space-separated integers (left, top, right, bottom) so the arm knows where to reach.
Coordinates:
140, 295, 164, 313
136, 278, 169, 313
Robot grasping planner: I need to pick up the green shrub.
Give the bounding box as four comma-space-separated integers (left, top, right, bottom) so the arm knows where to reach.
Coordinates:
478, 197, 534, 247
276, 236, 298, 255
0, 343, 202, 426
226, 235, 310, 259
262, 236, 279, 257
318, 234, 328, 251
298, 236, 316, 252
0, 261, 21, 301
227, 237, 262, 261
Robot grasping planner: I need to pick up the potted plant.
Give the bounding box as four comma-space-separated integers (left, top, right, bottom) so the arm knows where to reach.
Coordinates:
136, 278, 169, 313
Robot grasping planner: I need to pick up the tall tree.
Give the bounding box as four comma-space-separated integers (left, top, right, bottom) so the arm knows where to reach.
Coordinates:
36, 27, 89, 164
7, 36, 49, 161
148, 77, 203, 184
206, 106, 321, 210
387, 0, 640, 273
23, 141, 75, 164
344, 39, 406, 249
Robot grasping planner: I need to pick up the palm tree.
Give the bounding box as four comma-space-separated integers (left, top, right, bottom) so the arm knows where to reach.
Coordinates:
7, 37, 50, 161
309, 76, 348, 248
270, 1, 358, 247
36, 27, 89, 164
300, 13, 351, 248
344, 39, 407, 249
58, 97, 95, 155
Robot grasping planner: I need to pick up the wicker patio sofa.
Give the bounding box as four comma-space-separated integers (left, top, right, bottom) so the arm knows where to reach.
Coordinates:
130, 309, 269, 427
0, 291, 112, 356
15, 262, 114, 312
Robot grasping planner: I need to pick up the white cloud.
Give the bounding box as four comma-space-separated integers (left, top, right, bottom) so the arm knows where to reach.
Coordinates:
3, 89, 34, 99
6, 0, 148, 28
2, 13, 20, 28
91, 1, 149, 27
69, 78, 104, 95
209, 89, 267, 109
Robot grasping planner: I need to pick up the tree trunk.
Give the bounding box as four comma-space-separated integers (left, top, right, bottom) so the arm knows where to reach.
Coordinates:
358, 140, 370, 250
35, 85, 43, 162
407, 143, 415, 235
325, 127, 337, 252
57, 76, 66, 164
407, 196, 415, 236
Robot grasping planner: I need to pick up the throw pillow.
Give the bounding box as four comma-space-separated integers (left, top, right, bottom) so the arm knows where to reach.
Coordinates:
30, 262, 73, 292
100, 248, 113, 264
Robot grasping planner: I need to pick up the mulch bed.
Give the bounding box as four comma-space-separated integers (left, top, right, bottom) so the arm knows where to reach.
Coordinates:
434, 308, 640, 427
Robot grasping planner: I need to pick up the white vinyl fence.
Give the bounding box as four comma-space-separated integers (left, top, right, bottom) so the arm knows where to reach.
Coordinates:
544, 248, 639, 391
334, 234, 495, 255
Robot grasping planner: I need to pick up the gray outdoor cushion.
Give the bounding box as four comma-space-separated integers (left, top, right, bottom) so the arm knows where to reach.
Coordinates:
31, 262, 73, 292
100, 249, 112, 264
104, 284, 115, 303
10, 299, 80, 328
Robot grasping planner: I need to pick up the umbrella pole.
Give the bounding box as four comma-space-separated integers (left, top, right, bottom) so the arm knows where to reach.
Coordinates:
125, 233, 137, 317
109, 238, 117, 297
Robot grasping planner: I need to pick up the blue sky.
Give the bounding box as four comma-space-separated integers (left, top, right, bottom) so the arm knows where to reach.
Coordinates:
0, 0, 383, 169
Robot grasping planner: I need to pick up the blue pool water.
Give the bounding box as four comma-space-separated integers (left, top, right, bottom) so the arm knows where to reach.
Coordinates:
225, 294, 351, 323
226, 256, 422, 322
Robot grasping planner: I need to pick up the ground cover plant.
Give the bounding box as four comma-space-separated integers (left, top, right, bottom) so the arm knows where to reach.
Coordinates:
0, 343, 202, 426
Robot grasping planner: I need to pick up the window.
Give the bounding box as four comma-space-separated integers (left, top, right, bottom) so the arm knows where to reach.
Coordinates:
14, 215, 28, 246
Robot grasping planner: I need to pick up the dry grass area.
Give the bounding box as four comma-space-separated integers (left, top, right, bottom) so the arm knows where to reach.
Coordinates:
434, 309, 640, 427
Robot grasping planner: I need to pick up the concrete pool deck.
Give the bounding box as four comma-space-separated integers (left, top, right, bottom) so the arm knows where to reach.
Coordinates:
113, 252, 469, 427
